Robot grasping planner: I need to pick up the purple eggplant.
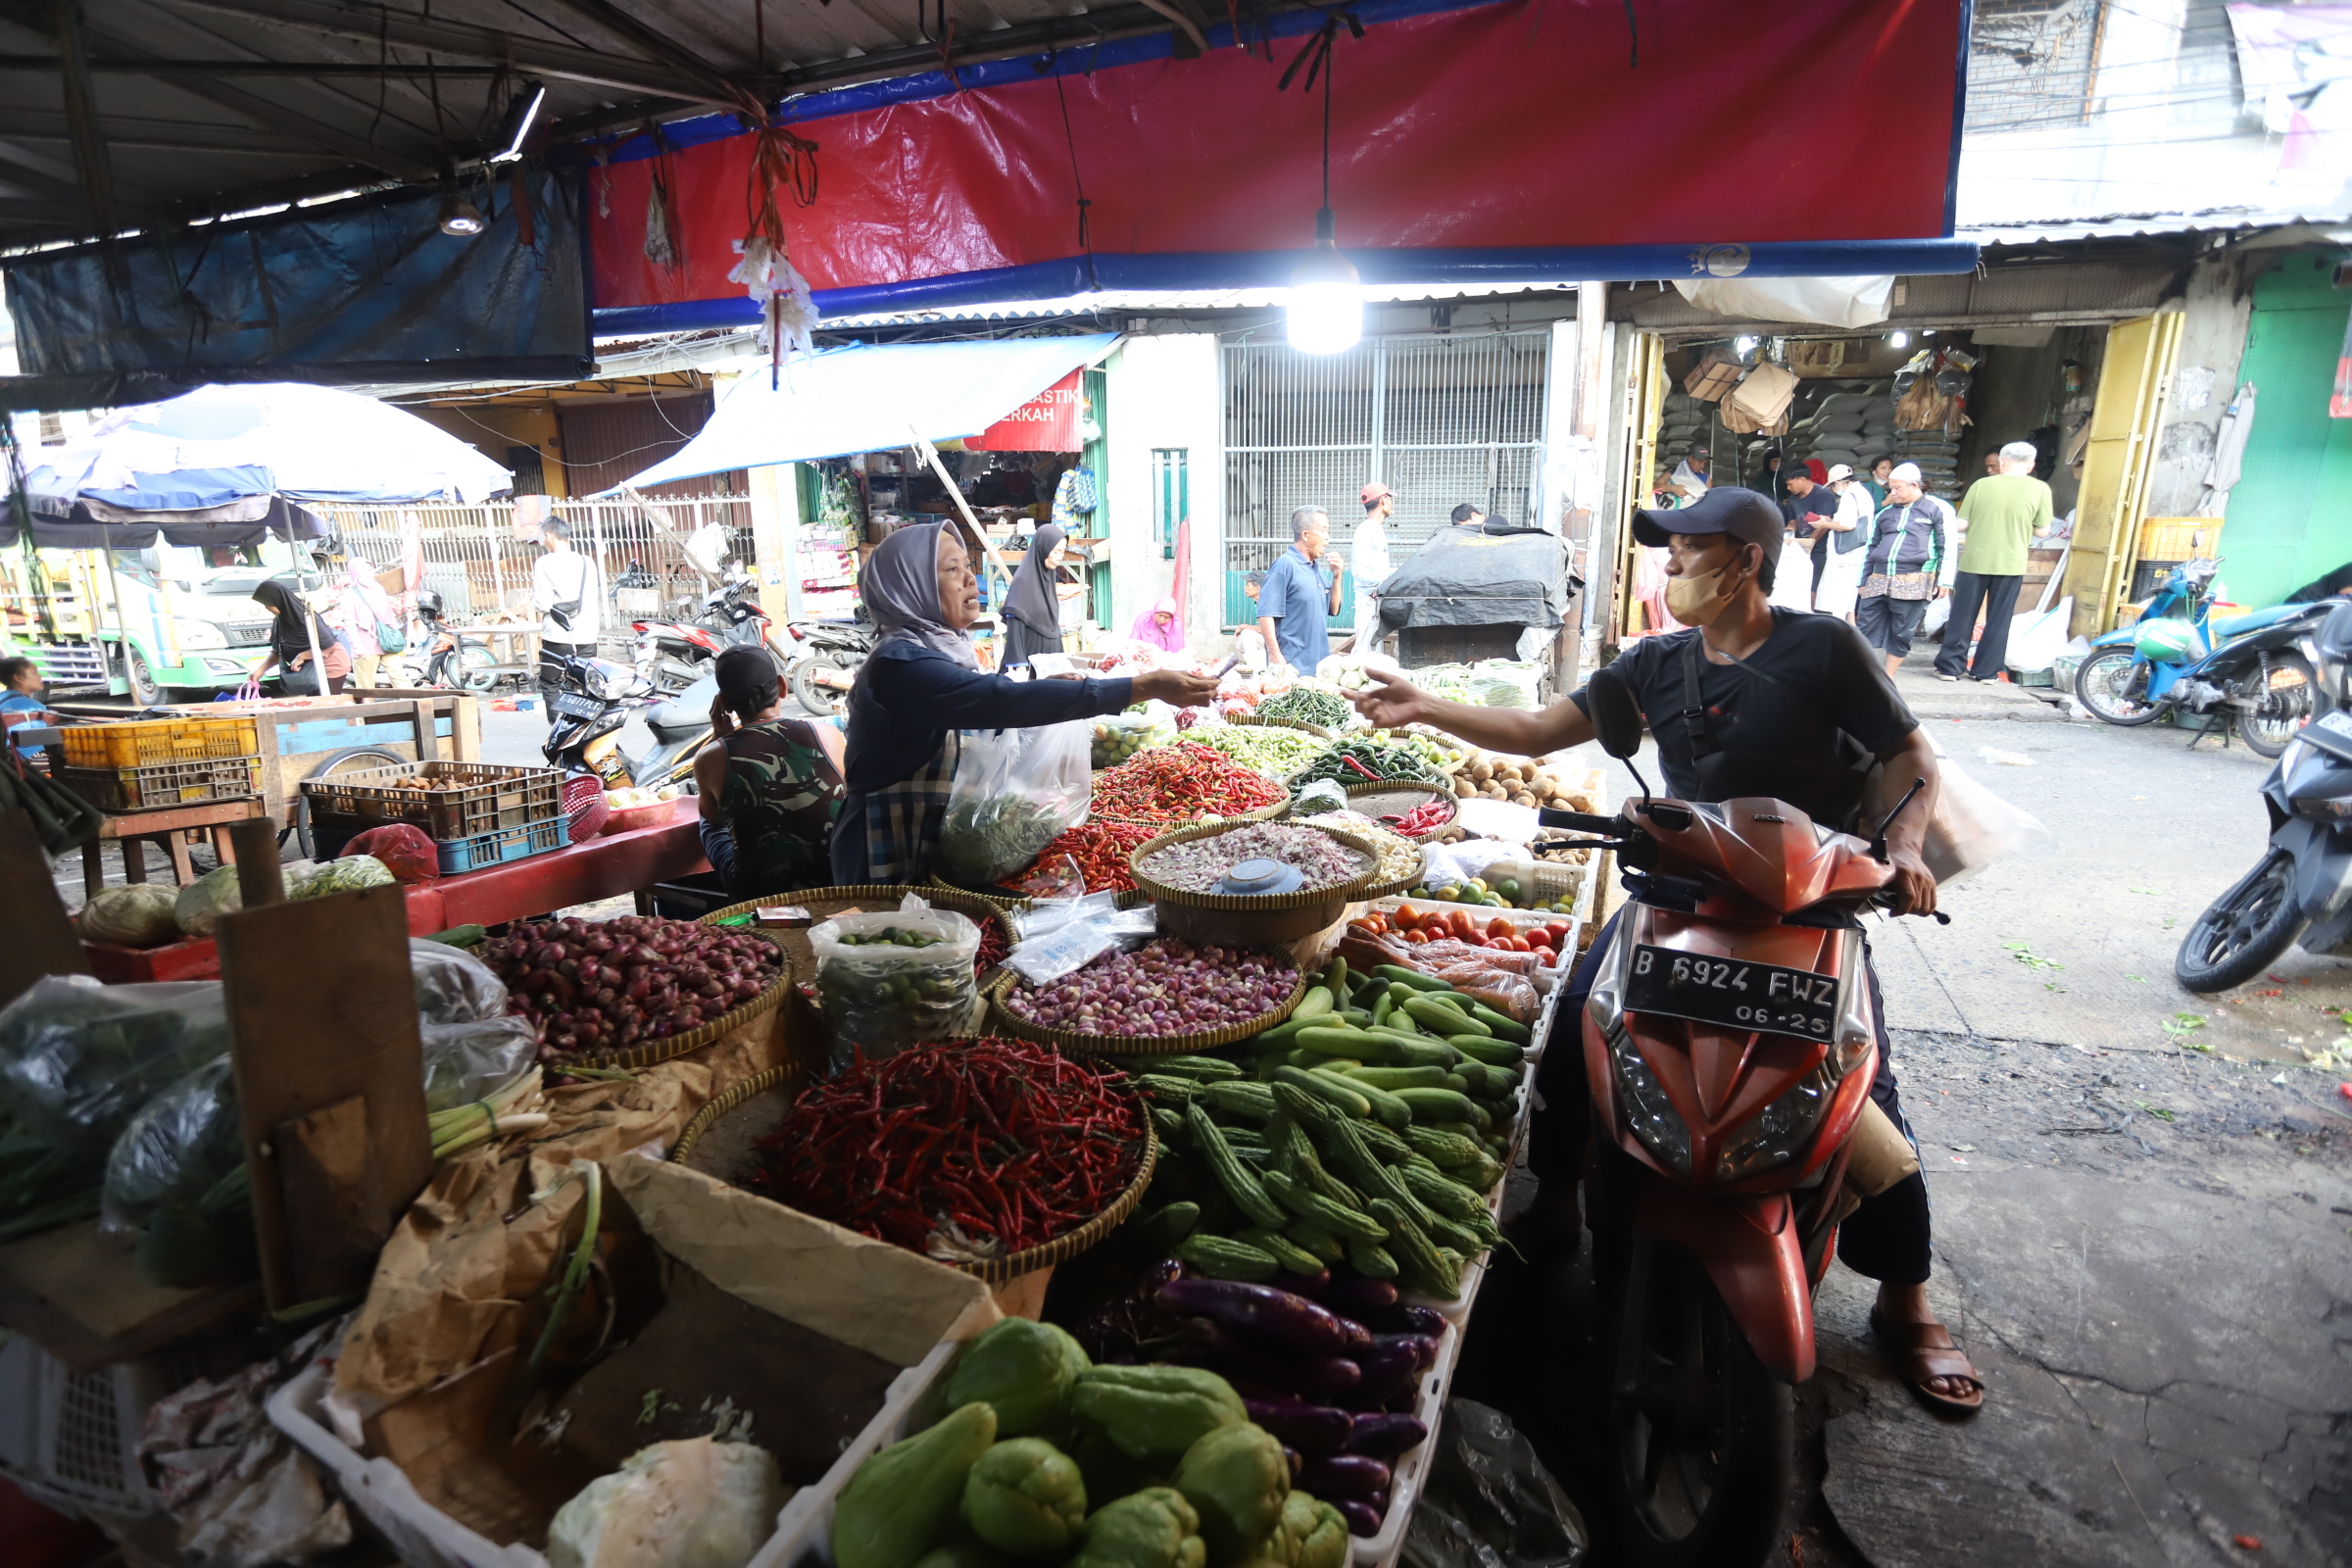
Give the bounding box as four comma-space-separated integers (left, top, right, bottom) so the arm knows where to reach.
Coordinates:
1245, 1399, 1355, 1454
1156, 1279, 1348, 1357
1356, 1301, 1447, 1338
1298, 1453, 1393, 1500
1172, 1320, 1361, 1398
1334, 1499, 1383, 1537
1283, 1446, 1302, 1483
1323, 1277, 1399, 1314
1332, 1314, 1374, 1356
1345, 1333, 1438, 1407
1270, 1268, 1332, 1298
1342, 1413, 1428, 1459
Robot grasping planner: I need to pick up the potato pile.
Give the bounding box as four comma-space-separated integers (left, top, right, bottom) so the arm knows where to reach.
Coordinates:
1449, 752, 1598, 812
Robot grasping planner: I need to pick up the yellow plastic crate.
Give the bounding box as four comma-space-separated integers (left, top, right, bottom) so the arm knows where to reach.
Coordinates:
59, 715, 261, 769
2138, 516, 2224, 561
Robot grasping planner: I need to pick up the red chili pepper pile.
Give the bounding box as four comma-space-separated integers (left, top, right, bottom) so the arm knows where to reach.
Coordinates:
747, 1038, 1145, 1260
973, 917, 1009, 974
1381, 799, 1454, 837
1000, 818, 1159, 895
1093, 742, 1286, 824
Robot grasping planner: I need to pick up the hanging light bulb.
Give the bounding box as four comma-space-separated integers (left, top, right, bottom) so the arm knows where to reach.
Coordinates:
436, 169, 484, 237
1289, 209, 1361, 355
1734, 335, 1757, 354
1888, 329, 1910, 348
1285, 24, 1359, 356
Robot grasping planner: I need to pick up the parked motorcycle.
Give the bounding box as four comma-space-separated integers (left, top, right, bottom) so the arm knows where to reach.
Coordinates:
2176, 599, 2352, 992
779, 614, 877, 717
631, 568, 875, 715
396, 591, 499, 691
2073, 559, 2327, 757
1544, 667, 1943, 1567
541, 649, 710, 793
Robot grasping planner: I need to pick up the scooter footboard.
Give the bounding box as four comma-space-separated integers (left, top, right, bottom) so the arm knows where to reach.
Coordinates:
1632, 1180, 1815, 1384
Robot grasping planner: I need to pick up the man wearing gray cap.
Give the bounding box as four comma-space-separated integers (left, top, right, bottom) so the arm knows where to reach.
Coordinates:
1938, 441, 2054, 681
1344, 485, 1981, 1415
1855, 463, 1957, 676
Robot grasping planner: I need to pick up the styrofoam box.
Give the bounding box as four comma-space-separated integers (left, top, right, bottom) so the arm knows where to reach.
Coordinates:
268, 1341, 958, 1568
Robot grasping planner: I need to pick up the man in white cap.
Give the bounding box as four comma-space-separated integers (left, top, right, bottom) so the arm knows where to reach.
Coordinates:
1814, 463, 1873, 620
1351, 480, 1395, 652
1854, 463, 1956, 676
1937, 440, 2054, 681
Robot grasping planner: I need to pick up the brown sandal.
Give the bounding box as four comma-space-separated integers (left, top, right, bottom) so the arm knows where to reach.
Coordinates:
1870, 1305, 1985, 1416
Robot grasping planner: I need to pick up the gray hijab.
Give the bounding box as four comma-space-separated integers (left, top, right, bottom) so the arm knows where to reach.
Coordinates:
858, 521, 978, 669
1004, 523, 1064, 636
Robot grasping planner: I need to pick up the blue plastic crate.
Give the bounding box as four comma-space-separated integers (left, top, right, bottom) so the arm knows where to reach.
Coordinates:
433, 816, 570, 874
313, 815, 570, 875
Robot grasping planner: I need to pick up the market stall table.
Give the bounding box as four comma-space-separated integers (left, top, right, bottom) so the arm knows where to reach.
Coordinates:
80, 796, 269, 897
78, 812, 709, 982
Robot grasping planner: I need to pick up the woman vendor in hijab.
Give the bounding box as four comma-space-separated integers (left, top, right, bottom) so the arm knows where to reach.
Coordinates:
833, 522, 1219, 884
696, 645, 846, 895
1002, 523, 1075, 667
250, 577, 350, 695
1129, 596, 1187, 654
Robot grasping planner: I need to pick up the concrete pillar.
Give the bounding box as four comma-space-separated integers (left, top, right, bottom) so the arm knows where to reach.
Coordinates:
747, 461, 804, 625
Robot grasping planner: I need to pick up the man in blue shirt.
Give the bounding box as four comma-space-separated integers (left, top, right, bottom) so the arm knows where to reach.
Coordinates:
1254, 506, 1345, 673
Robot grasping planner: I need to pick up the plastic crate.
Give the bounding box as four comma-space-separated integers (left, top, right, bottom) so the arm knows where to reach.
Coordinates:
314, 814, 570, 874
58, 714, 260, 769
60, 755, 262, 810
2138, 516, 2223, 561
0, 1335, 162, 1519
302, 760, 562, 842
267, 1340, 957, 1568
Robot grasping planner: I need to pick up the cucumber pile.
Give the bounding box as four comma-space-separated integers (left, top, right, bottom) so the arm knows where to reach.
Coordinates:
1109, 958, 1529, 1301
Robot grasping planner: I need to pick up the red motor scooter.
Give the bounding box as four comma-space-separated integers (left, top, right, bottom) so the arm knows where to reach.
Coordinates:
1551, 667, 1942, 1568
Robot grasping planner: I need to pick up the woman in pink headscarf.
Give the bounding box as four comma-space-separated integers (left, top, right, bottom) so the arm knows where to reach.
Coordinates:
334, 559, 404, 689
1129, 595, 1187, 654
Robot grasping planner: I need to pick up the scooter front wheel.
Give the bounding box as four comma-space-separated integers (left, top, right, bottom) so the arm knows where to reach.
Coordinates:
1600, 1242, 1792, 1568
2074, 648, 2166, 726
2176, 850, 2303, 993
2237, 652, 2317, 760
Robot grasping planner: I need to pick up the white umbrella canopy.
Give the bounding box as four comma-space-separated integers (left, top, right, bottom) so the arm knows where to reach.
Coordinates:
23, 381, 512, 518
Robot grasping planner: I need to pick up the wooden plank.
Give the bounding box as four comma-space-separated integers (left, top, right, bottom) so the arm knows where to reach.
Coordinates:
219, 883, 432, 1312
0, 1221, 259, 1371
274, 1094, 393, 1302
0, 808, 89, 1005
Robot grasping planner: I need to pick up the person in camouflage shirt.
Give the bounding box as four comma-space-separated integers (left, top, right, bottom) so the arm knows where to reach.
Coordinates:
696, 646, 847, 894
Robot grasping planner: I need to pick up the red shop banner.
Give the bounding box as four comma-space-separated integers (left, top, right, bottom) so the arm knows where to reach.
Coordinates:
966, 370, 1085, 453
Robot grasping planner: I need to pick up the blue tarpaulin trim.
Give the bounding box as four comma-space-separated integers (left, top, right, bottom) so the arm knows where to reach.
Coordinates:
593, 240, 1984, 335
608, 333, 1120, 489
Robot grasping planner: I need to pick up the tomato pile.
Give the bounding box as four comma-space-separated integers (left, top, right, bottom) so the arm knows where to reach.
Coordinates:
1348, 904, 1573, 963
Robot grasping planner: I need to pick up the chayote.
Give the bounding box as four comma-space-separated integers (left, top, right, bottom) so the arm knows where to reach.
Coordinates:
1067, 1364, 1246, 1462
833, 1402, 999, 1568
1171, 1422, 1291, 1563
944, 1317, 1092, 1437
961, 1439, 1088, 1559
1068, 1487, 1206, 1568
1258, 1491, 1348, 1568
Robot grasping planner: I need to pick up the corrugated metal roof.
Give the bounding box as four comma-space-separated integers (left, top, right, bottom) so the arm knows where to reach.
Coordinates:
1960, 209, 2352, 246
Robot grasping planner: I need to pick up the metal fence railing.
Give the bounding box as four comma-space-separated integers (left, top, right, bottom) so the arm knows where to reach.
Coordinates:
318, 495, 757, 654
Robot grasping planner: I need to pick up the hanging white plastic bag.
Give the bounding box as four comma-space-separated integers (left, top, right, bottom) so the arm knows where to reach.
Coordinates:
1919, 744, 2050, 886
938, 720, 1093, 886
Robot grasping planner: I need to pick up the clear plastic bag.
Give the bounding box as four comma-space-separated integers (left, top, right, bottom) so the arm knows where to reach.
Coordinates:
1090, 708, 1177, 768
407, 939, 538, 1105
1925, 754, 2050, 887
410, 938, 510, 1024
0, 976, 229, 1152
939, 720, 1095, 886
1401, 1399, 1589, 1568
1004, 904, 1157, 987
808, 896, 981, 1065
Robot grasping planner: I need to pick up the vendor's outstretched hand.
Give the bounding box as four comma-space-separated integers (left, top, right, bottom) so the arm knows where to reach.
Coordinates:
1136, 668, 1220, 708
1348, 667, 1431, 729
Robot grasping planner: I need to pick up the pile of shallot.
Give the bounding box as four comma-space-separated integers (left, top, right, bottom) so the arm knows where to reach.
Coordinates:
999, 937, 1297, 1037
476, 914, 781, 1057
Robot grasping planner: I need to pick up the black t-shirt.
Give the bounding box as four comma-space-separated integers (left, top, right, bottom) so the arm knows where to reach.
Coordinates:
1781, 486, 1837, 535
1571, 611, 1918, 810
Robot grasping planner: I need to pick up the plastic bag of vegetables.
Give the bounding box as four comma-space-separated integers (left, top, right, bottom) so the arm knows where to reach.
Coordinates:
0, 976, 228, 1152
809, 898, 980, 1066
98, 1057, 255, 1288
409, 940, 537, 1108
939, 720, 1093, 886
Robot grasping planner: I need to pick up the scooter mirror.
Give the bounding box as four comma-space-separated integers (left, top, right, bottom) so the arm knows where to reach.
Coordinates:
2320, 599, 2352, 666
1586, 665, 1644, 761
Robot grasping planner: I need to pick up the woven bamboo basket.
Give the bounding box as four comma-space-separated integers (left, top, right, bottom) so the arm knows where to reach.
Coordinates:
1092, 795, 1292, 832
1226, 711, 1336, 740
670, 1063, 1158, 1285
702, 885, 1018, 994
1342, 780, 1459, 842
986, 961, 1311, 1057
543, 923, 793, 1070
1125, 819, 1381, 946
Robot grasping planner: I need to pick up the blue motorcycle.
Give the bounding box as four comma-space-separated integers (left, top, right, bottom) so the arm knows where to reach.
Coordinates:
2073, 559, 2328, 758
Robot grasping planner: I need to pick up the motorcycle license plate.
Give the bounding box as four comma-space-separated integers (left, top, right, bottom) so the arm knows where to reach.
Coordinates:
553, 693, 605, 719
1623, 945, 1839, 1041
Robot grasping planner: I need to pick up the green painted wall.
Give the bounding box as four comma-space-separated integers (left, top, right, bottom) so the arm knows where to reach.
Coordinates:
2220, 252, 2352, 607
